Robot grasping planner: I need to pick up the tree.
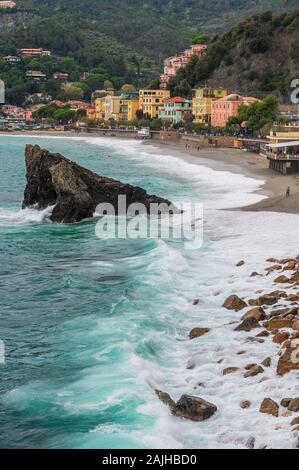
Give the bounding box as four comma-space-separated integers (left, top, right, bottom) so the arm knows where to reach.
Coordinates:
121, 84, 136, 94
227, 96, 279, 132
61, 84, 84, 100
53, 107, 76, 123
192, 33, 211, 45
104, 80, 114, 90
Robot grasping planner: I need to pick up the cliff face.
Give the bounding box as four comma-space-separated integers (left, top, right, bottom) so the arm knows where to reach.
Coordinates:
22, 145, 175, 223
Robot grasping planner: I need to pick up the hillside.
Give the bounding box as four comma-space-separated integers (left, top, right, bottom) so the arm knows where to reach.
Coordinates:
0, 3, 298, 105
5, 0, 299, 59
169, 11, 299, 102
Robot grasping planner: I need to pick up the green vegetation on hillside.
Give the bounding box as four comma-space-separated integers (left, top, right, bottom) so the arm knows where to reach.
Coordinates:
169, 11, 299, 102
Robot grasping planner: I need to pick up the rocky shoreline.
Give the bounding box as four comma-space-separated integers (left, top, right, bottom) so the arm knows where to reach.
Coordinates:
157, 256, 299, 449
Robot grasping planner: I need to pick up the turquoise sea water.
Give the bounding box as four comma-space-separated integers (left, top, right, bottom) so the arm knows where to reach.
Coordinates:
1, 136, 299, 449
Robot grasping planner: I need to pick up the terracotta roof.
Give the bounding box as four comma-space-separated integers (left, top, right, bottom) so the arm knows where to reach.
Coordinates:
165, 97, 186, 103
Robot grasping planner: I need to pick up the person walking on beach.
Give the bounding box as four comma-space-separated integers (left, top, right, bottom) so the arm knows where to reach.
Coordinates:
286, 186, 290, 198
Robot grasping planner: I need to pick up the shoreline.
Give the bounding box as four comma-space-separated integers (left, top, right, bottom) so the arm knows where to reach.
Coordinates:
3, 130, 299, 214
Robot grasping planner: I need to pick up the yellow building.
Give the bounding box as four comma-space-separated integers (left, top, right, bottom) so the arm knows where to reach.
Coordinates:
95, 94, 140, 122
95, 95, 121, 121
139, 89, 170, 119
192, 87, 227, 125
127, 99, 140, 121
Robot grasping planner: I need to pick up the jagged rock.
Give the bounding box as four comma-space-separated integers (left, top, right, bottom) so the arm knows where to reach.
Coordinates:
155, 390, 176, 411
155, 390, 217, 422
192, 298, 200, 305
274, 275, 290, 284
22, 144, 176, 223
244, 365, 264, 378
272, 331, 290, 344
235, 317, 260, 332
223, 367, 239, 375
240, 400, 251, 409
291, 417, 299, 426
281, 398, 292, 408
277, 342, 299, 375
174, 395, 217, 422
189, 327, 210, 340
256, 330, 270, 337
260, 398, 279, 417
288, 398, 299, 412
261, 357, 271, 367
241, 307, 266, 322
250, 272, 262, 277
223, 295, 247, 311
236, 260, 245, 267
265, 265, 282, 273
246, 436, 256, 449
266, 318, 294, 330
293, 320, 299, 331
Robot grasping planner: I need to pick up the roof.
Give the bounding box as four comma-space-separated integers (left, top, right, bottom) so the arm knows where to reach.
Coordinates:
165, 97, 186, 103
267, 141, 299, 149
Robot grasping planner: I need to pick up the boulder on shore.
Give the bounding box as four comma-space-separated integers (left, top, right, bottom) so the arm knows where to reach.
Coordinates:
155, 390, 217, 422
22, 144, 176, 223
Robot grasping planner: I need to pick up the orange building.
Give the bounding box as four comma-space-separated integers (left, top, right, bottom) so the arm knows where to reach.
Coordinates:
211, 94, 260, 127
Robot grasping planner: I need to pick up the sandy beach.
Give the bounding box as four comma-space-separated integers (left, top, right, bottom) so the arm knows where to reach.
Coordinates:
3, 130, 299, 214
143, 140, 299, 214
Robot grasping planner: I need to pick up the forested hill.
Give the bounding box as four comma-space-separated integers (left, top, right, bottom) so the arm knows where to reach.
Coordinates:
0, 2, 298, 105
8, 0, 299, 59
169, 11, 299, 102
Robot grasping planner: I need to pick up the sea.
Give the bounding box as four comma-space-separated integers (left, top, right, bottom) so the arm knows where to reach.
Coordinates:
0, 135, 299, 449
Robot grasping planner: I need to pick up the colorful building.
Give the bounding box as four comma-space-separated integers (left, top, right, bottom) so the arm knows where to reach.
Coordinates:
211, 94, 259, 128
53, 72, 69, 81
192, 87, 227, 125
3, 55, 20, 64
86, 105, 96, 120
0, 1, 16, 8
95, 93, 140, 122
160, 44, 208, 89
127, 99, 140, 121
20, 48, 51, 58
25, 70, 47, 80
158, 97, 192, 124
139, 89, 170, 119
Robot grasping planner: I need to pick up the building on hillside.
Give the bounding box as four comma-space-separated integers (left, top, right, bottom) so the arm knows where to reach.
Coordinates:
94, 92, 140, 122
86, 105, 96, 120
160, 44, 208, 89
3, 55, 20, 64
158, 97, 192, 124
91, 89, 107, 101
0, 1, 16, 8
139, 89, 170, 119
192, 87, 227, 125
211, 94, 259, 128
20, 48, 51, 58
53, 72, 69, 81
1, 104, 32, 121
66, 101, 89, 111
24, 93, 53, 105
1, 104, 23, 117
26, 70, 47, 80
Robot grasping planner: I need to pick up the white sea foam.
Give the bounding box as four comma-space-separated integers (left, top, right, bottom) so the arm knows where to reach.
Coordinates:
0, 205, 53, 226
2, 135, 299, 449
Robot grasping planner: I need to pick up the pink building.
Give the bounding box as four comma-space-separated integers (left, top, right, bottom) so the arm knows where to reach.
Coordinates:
211, 94, 260, 128
1, 105, 33, 121
160, 44, 208, 89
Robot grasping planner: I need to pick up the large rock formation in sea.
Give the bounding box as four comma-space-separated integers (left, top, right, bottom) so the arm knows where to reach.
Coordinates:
22, 144, 175, 223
